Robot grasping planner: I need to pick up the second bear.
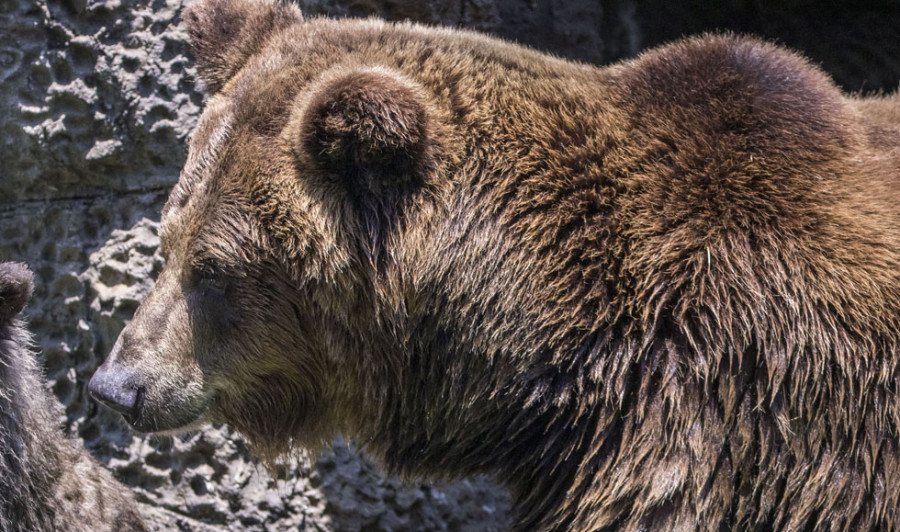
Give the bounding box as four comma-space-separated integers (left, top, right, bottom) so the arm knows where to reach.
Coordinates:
0, 262, 146, 532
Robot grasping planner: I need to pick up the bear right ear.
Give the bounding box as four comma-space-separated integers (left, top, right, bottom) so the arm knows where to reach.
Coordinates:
289, 67, 445, 222
184, 0, 303, 94
0, 262, 33, 321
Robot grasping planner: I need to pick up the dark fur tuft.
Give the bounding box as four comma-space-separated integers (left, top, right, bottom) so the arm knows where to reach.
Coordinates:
290, 67, 447, 251
298, 69, 432, 198
0, 262, 33, 321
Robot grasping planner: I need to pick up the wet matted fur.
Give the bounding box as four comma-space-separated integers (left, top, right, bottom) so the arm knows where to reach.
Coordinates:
92, 0, 900, 529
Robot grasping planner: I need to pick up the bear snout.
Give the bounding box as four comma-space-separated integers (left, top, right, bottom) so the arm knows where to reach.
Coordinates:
89, 364, 145, 420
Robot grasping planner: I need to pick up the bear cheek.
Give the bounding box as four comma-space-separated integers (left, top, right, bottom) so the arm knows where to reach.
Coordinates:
185, 284, 248, 375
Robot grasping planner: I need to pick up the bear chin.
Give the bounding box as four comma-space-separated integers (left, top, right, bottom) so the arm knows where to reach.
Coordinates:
127, 393, 215, 434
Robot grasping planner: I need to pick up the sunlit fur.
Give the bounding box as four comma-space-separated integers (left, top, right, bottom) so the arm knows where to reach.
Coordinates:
104, 0, 900, 529
0, 263, 146, 532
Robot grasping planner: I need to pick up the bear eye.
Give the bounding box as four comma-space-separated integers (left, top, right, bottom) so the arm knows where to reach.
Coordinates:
194, 266, 228, 292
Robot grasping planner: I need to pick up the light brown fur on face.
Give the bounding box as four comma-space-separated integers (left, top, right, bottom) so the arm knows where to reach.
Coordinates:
91, 1, 900, 530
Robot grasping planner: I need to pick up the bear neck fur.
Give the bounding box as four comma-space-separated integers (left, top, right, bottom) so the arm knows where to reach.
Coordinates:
322, 31, 898, 531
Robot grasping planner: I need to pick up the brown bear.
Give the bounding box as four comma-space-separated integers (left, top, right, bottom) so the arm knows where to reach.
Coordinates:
89, 0, 900, 529
0, 262, 147, 532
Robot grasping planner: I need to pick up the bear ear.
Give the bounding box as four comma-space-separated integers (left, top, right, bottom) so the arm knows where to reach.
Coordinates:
184, 0, 303, 94
291, 68, 441, 217
0, 262, 33, 321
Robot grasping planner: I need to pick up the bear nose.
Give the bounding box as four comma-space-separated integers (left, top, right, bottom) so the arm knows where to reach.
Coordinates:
88, 366, 142, 418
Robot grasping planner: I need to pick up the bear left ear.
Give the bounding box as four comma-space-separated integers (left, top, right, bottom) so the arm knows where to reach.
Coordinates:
184, 0, 303, 94
291, 68, 443, 214
0, 262, 33, 321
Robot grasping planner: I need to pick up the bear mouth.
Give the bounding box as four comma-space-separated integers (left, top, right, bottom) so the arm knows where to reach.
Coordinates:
126, 390, 215, 435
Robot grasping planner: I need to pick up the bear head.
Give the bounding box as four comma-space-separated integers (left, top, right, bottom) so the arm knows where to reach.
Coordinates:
89, 0, 454, 458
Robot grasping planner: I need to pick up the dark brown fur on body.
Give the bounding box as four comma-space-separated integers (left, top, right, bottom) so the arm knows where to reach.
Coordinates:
0, 263, 146, 532
91, 0, 900, 529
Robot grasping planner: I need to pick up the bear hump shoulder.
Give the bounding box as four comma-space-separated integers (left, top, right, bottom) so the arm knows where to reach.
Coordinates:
616, 34, 861, 164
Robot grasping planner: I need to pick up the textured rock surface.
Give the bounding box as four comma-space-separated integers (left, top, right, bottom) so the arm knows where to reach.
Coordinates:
0, 0, 897, 530
0, 0, 199, 202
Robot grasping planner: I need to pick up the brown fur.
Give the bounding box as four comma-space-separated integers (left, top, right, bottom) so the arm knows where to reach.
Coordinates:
92, 1, 900, 529
0, 263, 146, 532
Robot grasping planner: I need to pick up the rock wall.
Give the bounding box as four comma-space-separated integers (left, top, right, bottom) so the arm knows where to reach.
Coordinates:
0, 0, 897, 530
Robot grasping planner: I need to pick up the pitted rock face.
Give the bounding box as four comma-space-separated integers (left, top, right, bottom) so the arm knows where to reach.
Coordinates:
0, 0, 202, 202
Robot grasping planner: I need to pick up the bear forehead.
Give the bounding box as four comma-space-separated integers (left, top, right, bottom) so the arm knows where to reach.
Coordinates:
165, 98, 236, 219
167, 53, 310, 220
159, 109, 251, 263
158, 91, 328, 270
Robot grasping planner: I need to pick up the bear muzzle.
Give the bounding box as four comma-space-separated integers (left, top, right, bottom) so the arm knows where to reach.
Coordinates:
90, 326, 213, 434
89, 361, 209, 433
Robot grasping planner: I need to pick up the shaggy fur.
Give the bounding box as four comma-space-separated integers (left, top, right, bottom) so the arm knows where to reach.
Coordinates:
0, 263, 146, 531
91, 1, 900, 530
